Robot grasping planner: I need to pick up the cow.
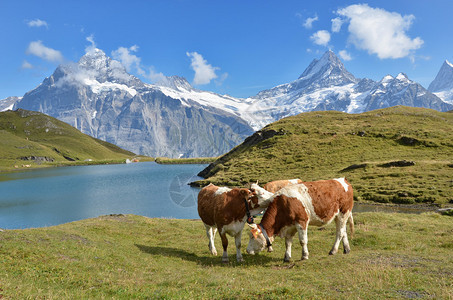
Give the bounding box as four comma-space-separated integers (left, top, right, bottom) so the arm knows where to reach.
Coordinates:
263, 179, 303, 193
197, 183, 273, 263
246, 178, 354, 262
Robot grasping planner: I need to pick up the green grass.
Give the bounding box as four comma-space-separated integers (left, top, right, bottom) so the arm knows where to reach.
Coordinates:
0, 213, 452, 298
155, 156, 218, 164
194, 106, 453, 206
0, 109, 150, 172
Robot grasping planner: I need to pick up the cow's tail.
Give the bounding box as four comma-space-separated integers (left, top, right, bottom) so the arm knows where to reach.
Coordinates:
348, 213, 355, 238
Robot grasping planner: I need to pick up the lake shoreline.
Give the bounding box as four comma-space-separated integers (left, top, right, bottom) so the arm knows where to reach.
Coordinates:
0, 156, 154, 177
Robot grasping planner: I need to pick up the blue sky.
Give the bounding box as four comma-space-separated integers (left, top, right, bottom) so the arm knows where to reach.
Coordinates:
1, 0, 452, 100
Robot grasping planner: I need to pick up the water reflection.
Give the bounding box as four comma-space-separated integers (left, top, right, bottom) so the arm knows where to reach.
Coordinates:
0, 162, 206, 229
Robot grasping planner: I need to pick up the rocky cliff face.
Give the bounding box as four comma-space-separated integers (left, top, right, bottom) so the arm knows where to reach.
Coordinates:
246, 51, 452, 128
428, 60, 453, 104
15, 49, 253, 157
10, 49, 453, 157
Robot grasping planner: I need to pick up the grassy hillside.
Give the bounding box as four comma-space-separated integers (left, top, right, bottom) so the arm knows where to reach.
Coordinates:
155, 156, 218, 164
194, 106, 453, 206
0, 109, 140, 171
0, 213, 452, 298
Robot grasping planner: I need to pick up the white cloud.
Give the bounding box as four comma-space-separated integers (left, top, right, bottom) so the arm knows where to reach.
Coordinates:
26, 40, 63, 63
331, 17, 343, 33
21, 60, 33, 69
310, 30, 331, 46
27, 19, 48, 28
111, 45, 142, 73
186, 52, 219, 85
339, 50, 352, 61
337, 4, 423, 59
144, 66, 167, 83
111, 45, 166, 83
215, 72, 229, 86
303, 15, 318, 29
85, 34, 97, 54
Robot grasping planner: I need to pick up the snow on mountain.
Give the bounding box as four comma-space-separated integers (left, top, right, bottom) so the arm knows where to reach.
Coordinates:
361, 72, 450, 111
428, 60, 453, 104
0, 96, 22, 112
14, 48, 254, 157
244, 52, 452, 128
10, 49, 453, 157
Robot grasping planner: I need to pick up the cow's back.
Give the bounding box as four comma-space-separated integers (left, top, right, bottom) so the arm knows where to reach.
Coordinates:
303, 179, 353, 222
263, 179, 303, 193
198, 184, 220, 226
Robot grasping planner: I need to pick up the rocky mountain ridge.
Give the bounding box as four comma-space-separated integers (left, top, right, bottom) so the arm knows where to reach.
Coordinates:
3, 49, 452, 157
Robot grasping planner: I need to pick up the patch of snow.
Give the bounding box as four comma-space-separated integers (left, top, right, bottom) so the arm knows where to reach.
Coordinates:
434, 89, 453, 104
84, 78, 137, 96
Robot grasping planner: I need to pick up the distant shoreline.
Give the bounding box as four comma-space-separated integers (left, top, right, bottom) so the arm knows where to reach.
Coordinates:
0, 156, 154, 176
154, 157, 217, 165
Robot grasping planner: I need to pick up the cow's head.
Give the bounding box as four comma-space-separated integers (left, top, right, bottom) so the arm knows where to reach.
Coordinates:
250, 182, 274, 208
246, 223, 273, 255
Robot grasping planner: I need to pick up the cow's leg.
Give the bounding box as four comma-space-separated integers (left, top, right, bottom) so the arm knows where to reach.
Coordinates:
204, 224, 217, 256
342, 212, 352, 254
284, 236, 293, 262
296, 223, 309, 260
234, 231, 244, 262
329, 213, 349, 255
219, 232, 229, 263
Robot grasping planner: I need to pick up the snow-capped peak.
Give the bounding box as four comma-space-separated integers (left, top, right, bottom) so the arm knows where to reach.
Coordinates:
156, 75, 193, 91
395, 73, 409, 82
299, 50, 344, 79
428, 59, 453, 93
78, 48, 109, 70
381, 75, 394, 83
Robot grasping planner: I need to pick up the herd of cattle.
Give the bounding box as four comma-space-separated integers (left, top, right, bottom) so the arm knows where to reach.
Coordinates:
197, 178, 354, 263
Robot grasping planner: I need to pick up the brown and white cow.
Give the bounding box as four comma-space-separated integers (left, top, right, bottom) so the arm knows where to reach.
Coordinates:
263, 179, 303, 193
246, 178, 354, 262
197, 183, 273, 263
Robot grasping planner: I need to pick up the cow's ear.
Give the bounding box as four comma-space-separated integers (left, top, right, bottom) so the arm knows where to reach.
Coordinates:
251, 228, 260, 239
240, 189, 251, 198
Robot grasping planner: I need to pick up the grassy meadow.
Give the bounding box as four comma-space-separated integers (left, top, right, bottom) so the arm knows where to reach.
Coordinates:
195, 106, 453, 206
0, 109, 148, 172
0, 213, 452, 299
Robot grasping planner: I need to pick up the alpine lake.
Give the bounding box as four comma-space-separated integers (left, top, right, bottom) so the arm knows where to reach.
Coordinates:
0, 162, 430, 229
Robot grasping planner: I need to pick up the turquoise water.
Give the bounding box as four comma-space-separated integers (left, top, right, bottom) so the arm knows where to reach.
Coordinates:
0, 162, 205, 229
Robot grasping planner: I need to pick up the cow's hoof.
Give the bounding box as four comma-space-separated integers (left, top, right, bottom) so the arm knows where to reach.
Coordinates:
222, 258, 229, 263
283, 257, 291, 263
301, 256, 309, 260
329, 250, 337, 255
343, 248, 350, 254
211, 250, 218, 256
237, 258, 244, 263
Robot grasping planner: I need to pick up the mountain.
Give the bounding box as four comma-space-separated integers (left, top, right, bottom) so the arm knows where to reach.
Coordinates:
0, 109, 135, 171
10, 49, 453, 157
362, 73, 451, 111
0, 96, 22, 112
245, 51, 452, 129
14, 49, 254, 158
193, 106, 453, 206
428, 60, 453, 104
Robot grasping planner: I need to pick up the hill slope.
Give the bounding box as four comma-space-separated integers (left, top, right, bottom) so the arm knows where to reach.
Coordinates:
194, 106, 453, 205
0, 109, 136, 171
